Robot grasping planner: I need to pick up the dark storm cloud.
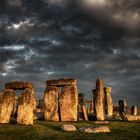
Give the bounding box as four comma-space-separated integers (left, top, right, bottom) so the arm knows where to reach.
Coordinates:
0, 0, 140, 106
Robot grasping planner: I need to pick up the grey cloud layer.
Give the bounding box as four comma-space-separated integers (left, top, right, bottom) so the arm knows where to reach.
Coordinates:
0, 0, 140, 106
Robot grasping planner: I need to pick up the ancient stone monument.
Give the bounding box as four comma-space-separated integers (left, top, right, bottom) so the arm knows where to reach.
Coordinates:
0, 89, 15, 123
44, 78, 78, 122
0, 81, 35, 125
17, 88, 34, 125
104, 87, 113, 116
93, 79, 105, 121
131, 105, 137, 115
119, 99, 127, 117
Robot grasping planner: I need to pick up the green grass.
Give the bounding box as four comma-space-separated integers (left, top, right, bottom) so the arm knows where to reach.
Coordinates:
0, 120, 140, 140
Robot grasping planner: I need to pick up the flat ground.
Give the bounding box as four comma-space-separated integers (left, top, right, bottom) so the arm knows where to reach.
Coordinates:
0, 120, 140, 140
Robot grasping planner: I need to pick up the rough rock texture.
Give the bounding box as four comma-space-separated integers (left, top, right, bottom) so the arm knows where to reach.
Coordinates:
61, 124, 77, 131
94, 79, 105, 121
60, 85, 78, 121
104, 87, 113, 116
17, 88, 34, 125
46, 78, 77, 86
131, 105, 137, 115
5, 81, 33, 90
119, 100, 127, 117
123, 115, 140, 121
79, 126, 110, 133
0, 89, 15, 123
44, 86, 59, 121
106, 115, 123, 121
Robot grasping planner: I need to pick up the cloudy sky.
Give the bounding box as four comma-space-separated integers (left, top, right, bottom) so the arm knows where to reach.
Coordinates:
0, 0, 140, 106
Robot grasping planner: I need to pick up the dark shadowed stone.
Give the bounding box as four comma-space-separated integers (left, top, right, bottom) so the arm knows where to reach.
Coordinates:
5, 81, 34, 90
0, 89, 15, 123
119, 99, 127, 117
131, 105, 137, 115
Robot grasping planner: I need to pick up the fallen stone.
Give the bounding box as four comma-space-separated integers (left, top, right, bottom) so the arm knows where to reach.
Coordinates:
123, 115, 140, 121
106, 115, 123, 121
94, 121, 109, 124
79, 126, 110, 133
61, 124, 77, 131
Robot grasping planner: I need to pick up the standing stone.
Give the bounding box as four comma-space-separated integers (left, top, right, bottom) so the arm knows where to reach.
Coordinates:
17, 88, 34, 125
119, 99, 127, 117
104, 87, 113, 116
0, 89, 15, 123
60, 85, 78, 121
44, 86, 59, 121
94, 79, 105, 121
131, 105, 137, 115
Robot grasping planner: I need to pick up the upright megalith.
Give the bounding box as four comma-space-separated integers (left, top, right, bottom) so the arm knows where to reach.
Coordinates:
44, 86, 59, 121
44, 78, 78, 122
60, 85, 78, 121
0, 89, 15, 123
94, 79, 105, 121
119, 99, 127, 117
3, 81, 35, 125
131, 105, 137, 115
104, 87, 113, 116
17, 88, 34, 125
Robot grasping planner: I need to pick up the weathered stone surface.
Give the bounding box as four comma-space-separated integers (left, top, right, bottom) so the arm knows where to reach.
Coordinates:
123, 115, 140, 121
46, 78, 77, 86
104, 87, 113, 116
131, 105, 137, 115
119, 100, 127, 117
5, 81, 33, 90
60, 85, 78, 121
44, 86, 59, 121
79, 126, 110, 133
106, 115, 123, 121
0, 89, 15, 123
17, 88, 34, 125
61, 124, 77, 131
94, 79, 105, 121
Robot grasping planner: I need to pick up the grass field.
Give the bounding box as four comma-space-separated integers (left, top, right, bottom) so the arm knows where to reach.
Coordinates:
0, 120, 140, 140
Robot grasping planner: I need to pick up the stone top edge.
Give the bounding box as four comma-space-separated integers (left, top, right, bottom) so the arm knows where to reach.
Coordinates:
5, 81, 34, 89
46, 78, 77, 86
